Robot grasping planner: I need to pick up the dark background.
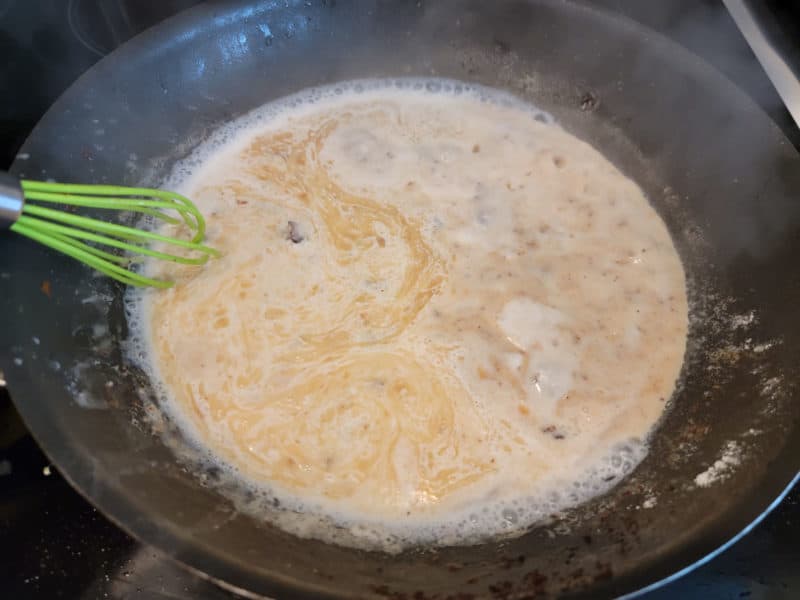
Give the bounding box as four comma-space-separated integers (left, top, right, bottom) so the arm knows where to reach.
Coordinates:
0, 1, 797, 598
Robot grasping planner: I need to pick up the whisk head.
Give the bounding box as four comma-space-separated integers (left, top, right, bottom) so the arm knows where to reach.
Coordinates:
8, 179, 219, 288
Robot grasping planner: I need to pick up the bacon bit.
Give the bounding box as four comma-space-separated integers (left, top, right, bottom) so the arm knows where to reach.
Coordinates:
376, 236, 386, 248
235, 199, 249, 206
542, 424, 566, 440
286, 221, 304, 243
40, 280, 52, 298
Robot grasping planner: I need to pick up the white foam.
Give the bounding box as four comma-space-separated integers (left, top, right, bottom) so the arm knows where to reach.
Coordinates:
160, 78, 555, 196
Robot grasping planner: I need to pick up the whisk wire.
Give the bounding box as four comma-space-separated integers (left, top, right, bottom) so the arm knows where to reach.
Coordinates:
9, 180, 220, 287
20, 204, 218, 254
21, 180, 207, 240
20, 191, 189, 222
14, 214, 215, 265
11, 220, 171, 288
44, 229, 130, 264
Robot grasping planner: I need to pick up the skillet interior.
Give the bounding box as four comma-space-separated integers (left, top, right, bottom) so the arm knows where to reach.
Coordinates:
0, 1, 798, 598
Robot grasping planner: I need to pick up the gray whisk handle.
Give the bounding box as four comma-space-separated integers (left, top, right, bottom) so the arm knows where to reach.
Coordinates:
0, 172, 24, 228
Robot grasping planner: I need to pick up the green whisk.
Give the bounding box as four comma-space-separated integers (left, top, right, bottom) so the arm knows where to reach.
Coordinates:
0, 173, 218, 288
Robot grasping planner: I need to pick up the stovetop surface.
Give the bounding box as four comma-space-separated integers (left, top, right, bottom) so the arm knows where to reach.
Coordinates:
0, 1, 798, 598
1, 418, 796, 600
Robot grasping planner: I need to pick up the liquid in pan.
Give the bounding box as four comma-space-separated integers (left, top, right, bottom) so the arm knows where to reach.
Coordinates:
126, 80, 688, 550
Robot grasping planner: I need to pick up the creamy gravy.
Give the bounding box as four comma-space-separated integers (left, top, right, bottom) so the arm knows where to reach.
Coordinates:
129, 80, 688, 549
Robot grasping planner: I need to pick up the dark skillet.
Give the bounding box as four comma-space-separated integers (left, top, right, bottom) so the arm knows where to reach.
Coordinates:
0, 1, 798, 598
